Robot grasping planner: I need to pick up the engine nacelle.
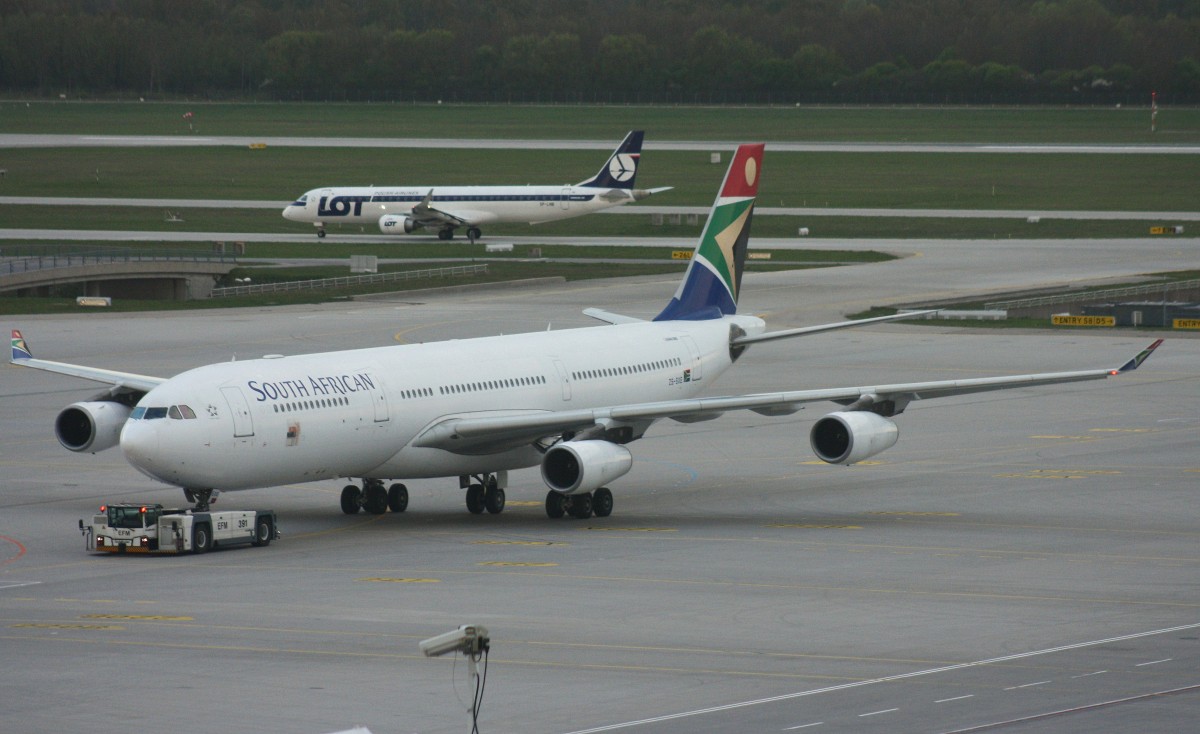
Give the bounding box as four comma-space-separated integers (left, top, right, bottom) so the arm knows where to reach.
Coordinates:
541, 440, 633, 495
809, 411, 899, 465
378, 214, 418, 234
55, 401, 133, 453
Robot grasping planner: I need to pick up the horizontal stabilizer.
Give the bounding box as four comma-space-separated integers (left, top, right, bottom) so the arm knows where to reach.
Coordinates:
732, 310, 938, 347
582, 308, 646, 325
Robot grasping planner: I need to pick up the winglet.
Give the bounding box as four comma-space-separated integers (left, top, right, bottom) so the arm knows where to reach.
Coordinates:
1114, 339, 1163, 374
11, 329, 32, 362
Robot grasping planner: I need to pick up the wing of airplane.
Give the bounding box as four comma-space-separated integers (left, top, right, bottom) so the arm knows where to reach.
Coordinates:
409, 189, 473, 228
413, 339, 1163, 455
11, 329, 166, 394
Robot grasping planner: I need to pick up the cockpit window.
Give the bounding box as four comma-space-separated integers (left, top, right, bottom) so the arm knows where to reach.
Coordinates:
178, 405, 196, 419
291, 194, 308, 206
131, 407, 146, 420
143, 407, 169, 420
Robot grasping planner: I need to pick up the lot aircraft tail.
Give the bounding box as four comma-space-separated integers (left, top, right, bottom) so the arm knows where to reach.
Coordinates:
577, 130, 645, 190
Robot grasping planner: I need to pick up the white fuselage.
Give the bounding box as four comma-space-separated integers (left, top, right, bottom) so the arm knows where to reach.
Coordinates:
281, 185, 635, 228
119, 315, 766, 492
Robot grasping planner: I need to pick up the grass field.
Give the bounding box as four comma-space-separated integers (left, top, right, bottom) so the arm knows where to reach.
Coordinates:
3, 101, 1199, 143
2, 146, 1196, 211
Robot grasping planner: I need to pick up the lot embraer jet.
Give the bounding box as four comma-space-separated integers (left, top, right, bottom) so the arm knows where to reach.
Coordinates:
281, 130, 668, 241
14, 144, 1161, 523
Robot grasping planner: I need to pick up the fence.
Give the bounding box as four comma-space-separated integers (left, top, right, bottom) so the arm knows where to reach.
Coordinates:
209, 263, 489, 297
1, 245, 236, 276
985, 279, 1200, 311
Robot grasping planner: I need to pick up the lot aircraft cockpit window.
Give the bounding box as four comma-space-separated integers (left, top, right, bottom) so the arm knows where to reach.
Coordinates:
291, 194, 308, 206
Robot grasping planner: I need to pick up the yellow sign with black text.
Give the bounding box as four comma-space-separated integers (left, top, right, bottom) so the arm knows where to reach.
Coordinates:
1051, 315, 1114, 327
671, 251, 692, 260
1174, 318, 1200, 330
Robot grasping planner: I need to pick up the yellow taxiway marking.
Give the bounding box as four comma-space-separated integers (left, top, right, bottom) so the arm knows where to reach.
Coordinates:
1089, 428, 1155, 433
504, 501, 543, 507
478, 561, 558, 568
82, 614, 193, 621
355, 577, 440, 583
800, 460, 884, 466
473, 540, 564, 546
1029, 435, 1100, 441
996, 469, 1122, 480
867, 512, 960, 517
11, 623, 124, 630
583, 527, 677, 532
767, 524, 863, 530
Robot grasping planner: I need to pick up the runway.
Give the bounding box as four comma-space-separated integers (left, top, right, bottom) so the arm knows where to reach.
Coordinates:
4, 197, 1198, 221
2, 240, 1198, 732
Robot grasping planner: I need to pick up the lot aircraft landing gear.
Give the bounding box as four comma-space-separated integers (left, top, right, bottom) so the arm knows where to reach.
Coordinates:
438, 228, 454, 240
545, 487, 613, 520
463, 473, 505, 515
467, 227, 482, 243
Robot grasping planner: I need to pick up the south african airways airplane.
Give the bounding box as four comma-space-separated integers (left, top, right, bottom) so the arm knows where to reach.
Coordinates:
13, 144, 1161, 525
281, 130, 669, 241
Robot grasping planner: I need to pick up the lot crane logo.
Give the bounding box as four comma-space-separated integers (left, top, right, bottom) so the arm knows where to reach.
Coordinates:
608, 153, 639, 183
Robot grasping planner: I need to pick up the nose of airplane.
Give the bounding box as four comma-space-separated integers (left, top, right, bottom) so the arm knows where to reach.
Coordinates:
120, 420, 163, 480
282, 203, 301, 221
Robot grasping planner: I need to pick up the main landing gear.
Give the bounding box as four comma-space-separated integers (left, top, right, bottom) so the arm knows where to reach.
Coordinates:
437, 226, 483, 243
464, 474, 505, 515
545, 487, 613, 520
341, 479, 409, 515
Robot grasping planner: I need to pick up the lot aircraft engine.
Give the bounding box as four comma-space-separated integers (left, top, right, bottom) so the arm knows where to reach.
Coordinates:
55, 401, 132, 454
809, 411, 900, 465
379, 214, 419, 234
541, 440, 633, 495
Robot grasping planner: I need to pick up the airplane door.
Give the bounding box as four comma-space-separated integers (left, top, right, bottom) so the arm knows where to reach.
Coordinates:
369, 373, 389, 422
220, 386, 255, 437
553, 359, 572, 401
679, 335, 703, 382
560, 187, 571, 211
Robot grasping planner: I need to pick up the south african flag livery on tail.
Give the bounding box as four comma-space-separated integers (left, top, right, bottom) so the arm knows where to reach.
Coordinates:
11, 329, 32, 361
654, 143, 764, 321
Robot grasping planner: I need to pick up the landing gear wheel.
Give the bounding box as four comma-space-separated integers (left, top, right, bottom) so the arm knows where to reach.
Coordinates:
317, 229, 326, 238
192, 523, 212, 554
467, 227, 482, 242
387, 483, 409, 513
592, 488, 614, 518
545, 491, 565, 519
438, 228, 453, 240
465, 483, 486, 514
569, 493, 594, 520
340, 485, 362, 515
484, 485, 505, 514
252, 516, 273, 547
363, 483, 388, 515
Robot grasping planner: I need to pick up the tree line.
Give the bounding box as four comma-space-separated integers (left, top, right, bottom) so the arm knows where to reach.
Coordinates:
1, 0, 1197, 104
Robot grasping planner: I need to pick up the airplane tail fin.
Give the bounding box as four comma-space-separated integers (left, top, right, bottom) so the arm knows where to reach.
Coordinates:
11, 329, 32, 361
653, 144, 763, 322
577, 130, 644, 190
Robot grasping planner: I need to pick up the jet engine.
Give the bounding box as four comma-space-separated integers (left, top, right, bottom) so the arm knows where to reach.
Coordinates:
809, 411, 899, 465
55, 401, 133, 453
541, 440, 632, 495
378, 214, 418, 234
